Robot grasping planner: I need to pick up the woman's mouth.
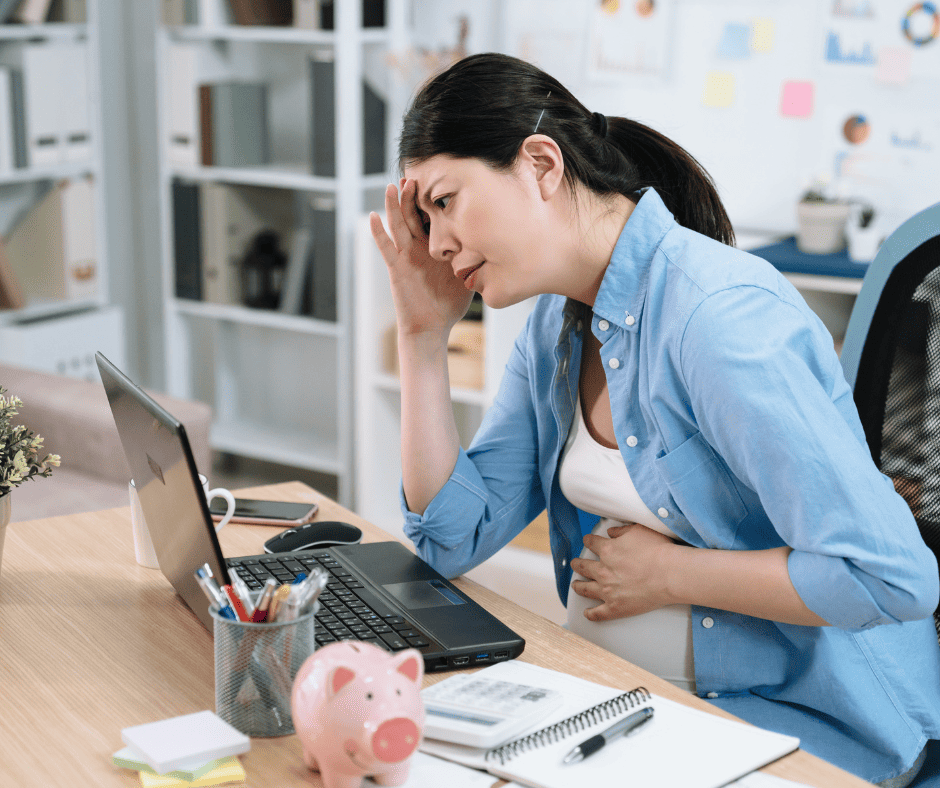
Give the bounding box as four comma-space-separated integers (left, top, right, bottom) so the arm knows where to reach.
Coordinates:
459, 262, 484, 289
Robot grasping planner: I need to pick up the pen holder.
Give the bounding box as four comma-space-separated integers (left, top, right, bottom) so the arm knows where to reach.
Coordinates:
210, 603, 318, 737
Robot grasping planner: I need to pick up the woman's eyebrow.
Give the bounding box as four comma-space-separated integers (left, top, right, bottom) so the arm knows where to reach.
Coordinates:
419, 176, 446, 207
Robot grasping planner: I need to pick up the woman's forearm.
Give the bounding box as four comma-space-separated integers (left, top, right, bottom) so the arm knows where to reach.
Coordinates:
665, 544, 830, 627
397, 332, 462, 515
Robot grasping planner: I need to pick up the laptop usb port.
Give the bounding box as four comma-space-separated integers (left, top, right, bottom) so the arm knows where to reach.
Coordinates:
474, 652, 490, 662
494, 650, 509, 660
452, 656, 471, 666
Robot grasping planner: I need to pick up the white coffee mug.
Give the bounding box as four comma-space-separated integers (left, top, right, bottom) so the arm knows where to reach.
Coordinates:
199, 473, 236, 531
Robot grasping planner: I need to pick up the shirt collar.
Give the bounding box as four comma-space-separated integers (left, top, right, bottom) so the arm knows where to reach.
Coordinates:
591, 187, 676, 333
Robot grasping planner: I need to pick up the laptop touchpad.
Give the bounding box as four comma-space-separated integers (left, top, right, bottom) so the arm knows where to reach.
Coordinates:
383, 579, 466, 609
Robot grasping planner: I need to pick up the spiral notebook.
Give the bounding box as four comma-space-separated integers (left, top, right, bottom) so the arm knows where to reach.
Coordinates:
420, 662, 799, 788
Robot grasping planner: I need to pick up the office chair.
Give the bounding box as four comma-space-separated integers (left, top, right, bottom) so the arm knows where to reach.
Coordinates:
841, 201, 940, 643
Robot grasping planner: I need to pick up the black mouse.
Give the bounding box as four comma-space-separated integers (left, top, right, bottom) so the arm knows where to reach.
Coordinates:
263, 521, 364, 554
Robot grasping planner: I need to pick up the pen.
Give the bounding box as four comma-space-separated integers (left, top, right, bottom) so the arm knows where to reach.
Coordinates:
194, 568, 236, 620
222, 585, 251, 621
562, 706, 654, 764
251, 578, 279, 622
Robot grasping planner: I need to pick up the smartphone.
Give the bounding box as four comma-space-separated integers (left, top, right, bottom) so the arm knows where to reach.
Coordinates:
209, 498, 319, 526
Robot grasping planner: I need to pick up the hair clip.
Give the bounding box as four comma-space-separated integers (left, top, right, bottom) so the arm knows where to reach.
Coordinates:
533, 91, 552, 133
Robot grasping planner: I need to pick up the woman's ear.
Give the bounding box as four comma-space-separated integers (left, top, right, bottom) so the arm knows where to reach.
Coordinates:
518, 135, 564, 201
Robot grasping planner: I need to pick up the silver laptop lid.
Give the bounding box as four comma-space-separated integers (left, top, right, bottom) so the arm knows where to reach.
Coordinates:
96, 352, 226, 630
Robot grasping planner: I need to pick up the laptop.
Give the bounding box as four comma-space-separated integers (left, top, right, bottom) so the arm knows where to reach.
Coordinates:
95, 352, 525, 672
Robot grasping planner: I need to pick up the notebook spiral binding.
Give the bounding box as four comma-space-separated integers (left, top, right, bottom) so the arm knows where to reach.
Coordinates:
484, 686, 651, 766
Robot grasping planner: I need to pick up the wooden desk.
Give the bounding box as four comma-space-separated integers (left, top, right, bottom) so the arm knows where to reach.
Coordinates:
0, 482, 868, 788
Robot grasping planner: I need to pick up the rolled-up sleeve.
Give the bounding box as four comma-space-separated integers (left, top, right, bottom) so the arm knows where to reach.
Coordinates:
398, 320, 548, 580
680, 283, 940, 630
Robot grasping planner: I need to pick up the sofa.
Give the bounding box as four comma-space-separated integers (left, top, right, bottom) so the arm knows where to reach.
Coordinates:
1, 363, 213, 523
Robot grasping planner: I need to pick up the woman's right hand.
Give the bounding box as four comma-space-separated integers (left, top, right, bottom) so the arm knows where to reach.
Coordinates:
370, 179, 473, 341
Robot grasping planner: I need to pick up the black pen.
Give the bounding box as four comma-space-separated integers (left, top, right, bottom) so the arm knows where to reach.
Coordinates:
562, 706, 654, 764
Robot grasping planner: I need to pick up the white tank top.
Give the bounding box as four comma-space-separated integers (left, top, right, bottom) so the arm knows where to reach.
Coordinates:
559, 395, 696, 692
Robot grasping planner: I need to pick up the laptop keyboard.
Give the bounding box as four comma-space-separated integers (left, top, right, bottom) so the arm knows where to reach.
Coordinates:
226, 551, 432, 653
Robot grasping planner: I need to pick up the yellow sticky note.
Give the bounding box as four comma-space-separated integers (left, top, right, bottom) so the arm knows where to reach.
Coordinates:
750, 18, 775, 52
139, 757, 246, 788
703, 72, 735, 107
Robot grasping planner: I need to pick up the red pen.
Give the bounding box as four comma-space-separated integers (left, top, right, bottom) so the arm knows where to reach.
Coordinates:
251, 578, 278, 623
222, 585, 250, 622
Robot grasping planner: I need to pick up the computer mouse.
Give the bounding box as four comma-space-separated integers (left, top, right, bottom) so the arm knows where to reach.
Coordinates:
263, 521, 364, 554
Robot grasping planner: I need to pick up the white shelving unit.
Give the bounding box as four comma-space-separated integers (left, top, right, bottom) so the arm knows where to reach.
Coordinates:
0, 2, 121, 380
156, 1, 401, 506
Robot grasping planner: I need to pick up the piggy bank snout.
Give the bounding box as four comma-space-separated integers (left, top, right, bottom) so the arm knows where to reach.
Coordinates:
372, 717, 421, 763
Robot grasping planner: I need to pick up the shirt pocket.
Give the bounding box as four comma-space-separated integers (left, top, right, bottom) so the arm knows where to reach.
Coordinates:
654, 432, 748, 548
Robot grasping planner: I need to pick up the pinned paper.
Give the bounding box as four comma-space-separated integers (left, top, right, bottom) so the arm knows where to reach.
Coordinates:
876, 46, 912, 86
717, 23, 751, 59
703, 71, 735, 107
780, 80, 814, 118
750, 18, 775, 52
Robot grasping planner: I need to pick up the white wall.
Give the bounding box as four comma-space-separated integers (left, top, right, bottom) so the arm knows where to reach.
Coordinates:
412, 0, 940, 238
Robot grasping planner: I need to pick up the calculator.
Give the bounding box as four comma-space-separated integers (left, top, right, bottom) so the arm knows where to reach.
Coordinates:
421, 674, 564, 748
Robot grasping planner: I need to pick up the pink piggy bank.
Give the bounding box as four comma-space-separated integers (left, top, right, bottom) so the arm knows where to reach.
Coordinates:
290, 641, 425, 788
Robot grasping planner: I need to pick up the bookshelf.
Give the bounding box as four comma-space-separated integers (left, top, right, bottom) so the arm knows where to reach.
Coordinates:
0, 0, 122, 381
156, 0, 402, 507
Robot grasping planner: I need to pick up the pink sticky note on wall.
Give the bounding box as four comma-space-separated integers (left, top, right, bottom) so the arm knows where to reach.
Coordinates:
780, 81, 813, 118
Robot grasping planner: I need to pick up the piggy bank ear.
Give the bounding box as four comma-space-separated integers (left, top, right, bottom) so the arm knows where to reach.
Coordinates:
329, 666, 356, 696
393, 649, 423, 685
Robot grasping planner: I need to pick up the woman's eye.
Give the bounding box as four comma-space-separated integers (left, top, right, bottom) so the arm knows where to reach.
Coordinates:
434, 195, 450, 210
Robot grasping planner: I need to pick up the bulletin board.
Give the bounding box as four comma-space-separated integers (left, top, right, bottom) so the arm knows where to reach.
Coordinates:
409, 0, 940, 237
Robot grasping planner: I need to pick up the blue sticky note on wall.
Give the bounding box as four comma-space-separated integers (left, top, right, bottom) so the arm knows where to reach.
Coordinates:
717, 23, 751, 59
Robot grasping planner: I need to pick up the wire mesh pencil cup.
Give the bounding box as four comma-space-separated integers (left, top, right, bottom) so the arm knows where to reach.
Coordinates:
210, 603, 318, 737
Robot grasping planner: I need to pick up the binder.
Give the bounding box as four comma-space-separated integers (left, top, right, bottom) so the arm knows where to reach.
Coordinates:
278, 227, 311, 314
60, 42, 92, 163
167, 44, 199, 167
0, 66, 15, 173
0, 1, 24, 23
199, 82, 269, 168
228, 0, 292, 26
45, 0, 87, 22
362, 78, 386, 175
308, 52, 334, 177
4, 176, 97, 305
0, 236, 24, 310
23, 43, 64, 167
172, 180, 202, 300
303, 194, 335, 321
292, 0, 318, 29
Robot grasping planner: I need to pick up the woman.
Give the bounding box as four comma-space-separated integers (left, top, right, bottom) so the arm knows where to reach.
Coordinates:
369, 53, 940, 786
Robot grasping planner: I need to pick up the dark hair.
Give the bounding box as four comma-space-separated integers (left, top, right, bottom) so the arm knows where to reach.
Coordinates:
400, 53, 734, 246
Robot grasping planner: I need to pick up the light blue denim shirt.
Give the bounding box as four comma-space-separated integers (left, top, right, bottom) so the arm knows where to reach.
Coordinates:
400, 188, 940, 783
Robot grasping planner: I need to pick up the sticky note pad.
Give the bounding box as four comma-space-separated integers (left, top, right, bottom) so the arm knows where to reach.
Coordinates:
750, 18, 775, 52
780, 80, 814, 118
138, 757, 246, 788
703, 72, 735, 107
121, 711, 250, 776
876, 46, 912, 86
113, 747, 226, 781
717, 23, 751, 59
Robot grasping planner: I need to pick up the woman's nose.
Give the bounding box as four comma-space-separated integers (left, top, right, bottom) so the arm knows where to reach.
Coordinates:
427, 223, 456, 262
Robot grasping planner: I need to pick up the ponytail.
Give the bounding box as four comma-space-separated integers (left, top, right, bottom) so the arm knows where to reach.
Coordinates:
400, 53, 734, 246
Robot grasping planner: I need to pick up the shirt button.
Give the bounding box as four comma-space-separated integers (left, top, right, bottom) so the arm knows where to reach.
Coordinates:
608, 358, 620, 369
561, 559, 567, 567
598, 319, 609, 331
657, 507, 669, 518
626, 435, 638, 447
702, 617, 715, 629
706, 692, 719, 699
625, 314, 635, 326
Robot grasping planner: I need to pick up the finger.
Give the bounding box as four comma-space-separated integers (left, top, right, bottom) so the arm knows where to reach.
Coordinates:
605, 524, 629, 536
569, 557, 598, 580
369, 212, 398, 267
583, 602, 615, 622
399, 179, 428, 240
571, 579, 602, 600
582, 534, 608, 554
384, 183, 413, 252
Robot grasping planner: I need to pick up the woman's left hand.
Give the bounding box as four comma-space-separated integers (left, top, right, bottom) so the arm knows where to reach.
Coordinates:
570, 523, 679, 621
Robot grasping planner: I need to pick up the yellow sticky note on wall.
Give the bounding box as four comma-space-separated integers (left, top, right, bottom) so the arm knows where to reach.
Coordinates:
750, 18, 775, 52
703, 72, 735, 107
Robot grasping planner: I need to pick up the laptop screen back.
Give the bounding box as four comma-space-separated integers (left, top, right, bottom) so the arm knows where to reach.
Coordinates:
96, 352, 227, 629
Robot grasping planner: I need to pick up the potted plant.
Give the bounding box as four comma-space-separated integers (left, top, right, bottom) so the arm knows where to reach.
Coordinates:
796, 184, 852, 254
0, 386, 60, 572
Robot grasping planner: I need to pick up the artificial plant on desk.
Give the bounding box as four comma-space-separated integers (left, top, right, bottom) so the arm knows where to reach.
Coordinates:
0, 386, 60, 572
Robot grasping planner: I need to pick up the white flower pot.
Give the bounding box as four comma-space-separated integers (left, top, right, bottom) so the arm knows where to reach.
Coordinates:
796, 201, 852, 254
0, 492, 9, 578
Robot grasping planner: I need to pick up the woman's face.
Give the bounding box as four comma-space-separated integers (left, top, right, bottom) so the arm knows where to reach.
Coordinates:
402, 154, 558, 309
